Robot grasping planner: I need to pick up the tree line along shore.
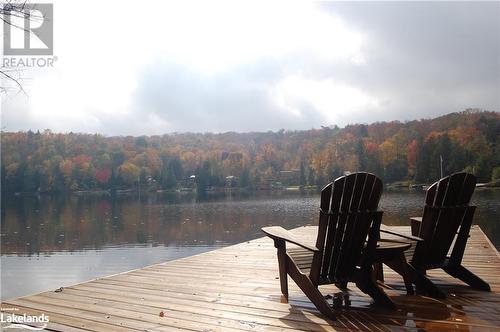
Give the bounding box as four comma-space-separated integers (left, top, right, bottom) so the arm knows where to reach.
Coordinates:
2, 110, 499, 194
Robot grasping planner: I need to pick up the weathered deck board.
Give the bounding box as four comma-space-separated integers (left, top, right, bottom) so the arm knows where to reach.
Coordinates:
2, 225, 499, 331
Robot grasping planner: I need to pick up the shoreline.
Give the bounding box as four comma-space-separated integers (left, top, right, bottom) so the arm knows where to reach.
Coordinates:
4, 182, 500, 197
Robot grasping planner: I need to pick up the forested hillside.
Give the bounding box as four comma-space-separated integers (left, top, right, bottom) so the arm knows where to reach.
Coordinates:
2, 110, 499, 193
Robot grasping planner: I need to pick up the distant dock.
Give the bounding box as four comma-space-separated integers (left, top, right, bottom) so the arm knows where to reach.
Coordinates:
2, 225, 499, 331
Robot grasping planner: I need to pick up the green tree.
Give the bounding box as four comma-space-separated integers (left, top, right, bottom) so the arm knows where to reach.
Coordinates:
111, 150, 125, 170
118, 162, 140, 186
307, 166, 315, 186
240, 168, 250, 188
355, 140, 367, 171
163, 169, 177, 189
169, 158, 183, 181
299, 162, 306, 187
196, 160, 211, 194
415, 137, 430, 183
491, 167, 500, 182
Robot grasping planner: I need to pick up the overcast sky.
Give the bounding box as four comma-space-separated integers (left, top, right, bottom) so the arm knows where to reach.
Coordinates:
1, 1, 499, 135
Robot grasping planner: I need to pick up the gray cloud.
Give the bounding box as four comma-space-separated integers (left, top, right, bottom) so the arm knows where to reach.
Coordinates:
130, 59, 326, 133
127, 2, 498, 133
318, 1, 499, 120
2, 2, 498, 134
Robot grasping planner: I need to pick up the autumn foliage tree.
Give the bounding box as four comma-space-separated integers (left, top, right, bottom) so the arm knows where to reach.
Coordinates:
1, 110, 498, 193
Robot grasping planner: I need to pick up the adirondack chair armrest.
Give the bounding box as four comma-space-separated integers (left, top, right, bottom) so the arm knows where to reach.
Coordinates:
261, 226, 319, 252
379, 225, 424, 242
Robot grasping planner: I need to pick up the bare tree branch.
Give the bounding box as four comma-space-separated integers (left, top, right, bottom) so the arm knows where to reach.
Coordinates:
1, 70, 26, 95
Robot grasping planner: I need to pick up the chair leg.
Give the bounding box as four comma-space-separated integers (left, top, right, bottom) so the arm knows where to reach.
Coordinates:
276, 246, 289, 301
286, 255, 337, 321
408, 265, 446, 299
357, 265, 396, 309
443, 264, 491, 292
383, 253, 414, 295
373, 262, 384, 283
361, 280, 397, 309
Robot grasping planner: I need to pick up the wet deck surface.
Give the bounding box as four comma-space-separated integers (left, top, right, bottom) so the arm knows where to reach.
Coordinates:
1, 225, 499, 331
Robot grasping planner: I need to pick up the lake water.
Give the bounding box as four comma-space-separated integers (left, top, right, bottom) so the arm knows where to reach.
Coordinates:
1, 189, 499, 300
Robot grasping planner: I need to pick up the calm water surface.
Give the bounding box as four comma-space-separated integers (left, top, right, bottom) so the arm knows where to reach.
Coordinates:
1, 189, 499, 300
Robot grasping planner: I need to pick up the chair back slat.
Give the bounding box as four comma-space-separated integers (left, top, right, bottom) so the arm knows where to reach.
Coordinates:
358, 173, 376, 209
317, 182, 336, 277
313, 172, 383, 283
330, 177, 344, 212
321, 177, 346, 280
458, 174, 476, 205
315, 182, 332, 254
367, 176, 383, 210
414, 172, 476, 268
430, 206, 466, 262
433, 176, 449, 206
442, 172, 466, 205
334, 173, 373, 279
327, 174, 355, 280
425, 182, 438, 205
350, 172, 367, 211
320, 183, 333, 212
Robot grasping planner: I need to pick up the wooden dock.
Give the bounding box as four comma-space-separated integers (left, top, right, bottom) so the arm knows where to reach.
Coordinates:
2, 225, 499, 331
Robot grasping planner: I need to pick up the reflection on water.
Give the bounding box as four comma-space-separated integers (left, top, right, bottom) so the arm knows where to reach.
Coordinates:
1, 192, 319, 254
1, 189, 499, 300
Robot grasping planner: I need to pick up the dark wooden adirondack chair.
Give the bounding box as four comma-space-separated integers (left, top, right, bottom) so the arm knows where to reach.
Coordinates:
262, 172, 395, 320
380, 172, 491, 298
